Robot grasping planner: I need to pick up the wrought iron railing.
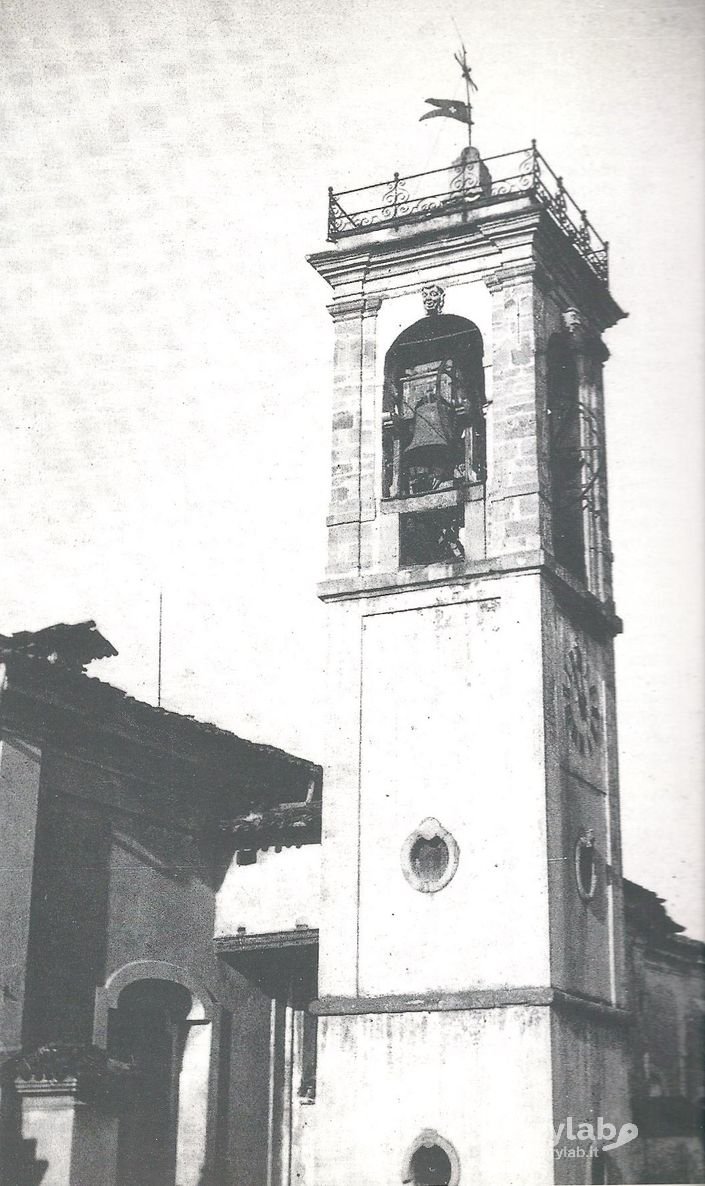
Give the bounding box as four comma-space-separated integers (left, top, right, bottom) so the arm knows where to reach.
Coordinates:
327, 142, 609, 285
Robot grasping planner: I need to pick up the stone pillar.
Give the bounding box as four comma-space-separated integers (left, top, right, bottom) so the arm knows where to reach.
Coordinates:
13, 1047, 125, 1186
326, 295, 382, 576
174, 1021, 213, 1186
484, 264, 550, 559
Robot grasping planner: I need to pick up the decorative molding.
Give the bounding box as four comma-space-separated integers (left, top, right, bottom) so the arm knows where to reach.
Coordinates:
219, 799, 321, 851
483, 259, 551, 294
327, 295, 383, 322
363, 295, 384, 315
317, 549, 622, 639
327, 296, 366, 321
14, 1043, 133, 1105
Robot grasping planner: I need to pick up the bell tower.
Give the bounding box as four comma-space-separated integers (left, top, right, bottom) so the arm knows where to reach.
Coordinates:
308, 138, 635, 1186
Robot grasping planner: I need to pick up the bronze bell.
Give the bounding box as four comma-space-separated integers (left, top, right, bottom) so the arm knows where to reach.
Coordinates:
404, 397, 456, 472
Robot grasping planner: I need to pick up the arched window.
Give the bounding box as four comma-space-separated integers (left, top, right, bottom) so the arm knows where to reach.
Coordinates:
383, 313, 485, 500
546, 333, 586, 581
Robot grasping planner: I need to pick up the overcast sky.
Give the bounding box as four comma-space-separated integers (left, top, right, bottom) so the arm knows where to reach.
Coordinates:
1, 0, 703, 934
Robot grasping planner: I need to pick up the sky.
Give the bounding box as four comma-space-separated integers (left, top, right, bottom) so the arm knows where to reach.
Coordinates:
1, 0, 703, 935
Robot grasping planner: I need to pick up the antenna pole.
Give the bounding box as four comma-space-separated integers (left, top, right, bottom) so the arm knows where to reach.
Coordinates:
157, 591, 163, 708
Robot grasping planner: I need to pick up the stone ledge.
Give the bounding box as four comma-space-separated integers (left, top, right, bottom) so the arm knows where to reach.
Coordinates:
311, 986, 631, 1025
380, 484, 483, 515
317, 549, 622, 638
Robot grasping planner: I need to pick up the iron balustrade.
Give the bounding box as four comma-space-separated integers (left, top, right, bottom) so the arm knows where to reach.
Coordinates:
327, 143, 609, 285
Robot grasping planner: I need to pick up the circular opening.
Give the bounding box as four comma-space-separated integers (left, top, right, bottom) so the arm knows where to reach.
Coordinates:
401, 818, 460, 894
410, 1144, 452, 1186
410, 836, 450, 884
575, 834, 597, 901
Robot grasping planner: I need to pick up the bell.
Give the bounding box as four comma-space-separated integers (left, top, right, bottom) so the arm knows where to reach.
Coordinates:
404, 397, 456, 472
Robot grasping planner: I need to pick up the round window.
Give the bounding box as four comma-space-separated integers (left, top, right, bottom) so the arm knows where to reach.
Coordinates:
575, 830, 597, 901
401, 818, 459, 893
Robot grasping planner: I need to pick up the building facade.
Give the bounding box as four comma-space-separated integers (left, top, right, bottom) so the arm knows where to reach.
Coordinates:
1, 140, 703, 1186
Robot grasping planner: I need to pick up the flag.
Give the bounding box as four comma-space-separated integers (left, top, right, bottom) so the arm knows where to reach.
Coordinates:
419, 97, 471, 125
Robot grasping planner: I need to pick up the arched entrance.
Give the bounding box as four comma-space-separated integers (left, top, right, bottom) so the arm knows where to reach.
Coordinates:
94, 962, 215, 1186
109, 979, 192, 1186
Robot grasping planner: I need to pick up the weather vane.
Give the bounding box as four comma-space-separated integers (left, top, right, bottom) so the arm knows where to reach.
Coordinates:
420, 45, 478, 149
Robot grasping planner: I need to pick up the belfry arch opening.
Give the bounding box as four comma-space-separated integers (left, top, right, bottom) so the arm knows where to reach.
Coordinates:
382, 312, 486, 501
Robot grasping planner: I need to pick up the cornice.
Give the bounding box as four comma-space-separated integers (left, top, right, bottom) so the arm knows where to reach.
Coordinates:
312, 986, 631, 1025
309, 196, 627, 333
318, 550, 622, 638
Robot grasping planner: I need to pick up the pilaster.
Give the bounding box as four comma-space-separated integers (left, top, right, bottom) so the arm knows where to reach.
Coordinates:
484, 264, 551, 559
326, 296, 382, 576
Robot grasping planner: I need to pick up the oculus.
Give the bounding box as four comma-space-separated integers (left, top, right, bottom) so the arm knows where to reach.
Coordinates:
401, 818, 459, 894
562, 642, 601, 756
402, 1130, 460, 1186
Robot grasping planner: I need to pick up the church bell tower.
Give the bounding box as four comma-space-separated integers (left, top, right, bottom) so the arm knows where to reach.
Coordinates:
308, 127, 634, 1186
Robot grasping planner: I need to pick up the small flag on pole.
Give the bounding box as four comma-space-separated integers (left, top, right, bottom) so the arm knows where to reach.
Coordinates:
419, 98, 471, 125
420, 47, 478, 147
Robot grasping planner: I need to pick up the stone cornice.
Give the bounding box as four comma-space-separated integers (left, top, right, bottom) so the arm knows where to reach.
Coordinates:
318, 550, 622, 638
484, 259, 552, 294
312, 986, 631, 1025
309, 196, 626, 333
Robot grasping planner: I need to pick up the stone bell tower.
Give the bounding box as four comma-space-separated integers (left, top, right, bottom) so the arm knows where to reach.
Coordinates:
308, 142, 634, 1186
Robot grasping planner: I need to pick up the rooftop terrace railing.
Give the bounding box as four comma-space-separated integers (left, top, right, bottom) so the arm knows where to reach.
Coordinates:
327, 142, 609, 285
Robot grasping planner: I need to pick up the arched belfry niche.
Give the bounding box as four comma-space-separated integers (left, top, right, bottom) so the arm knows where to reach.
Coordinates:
94, 961, 216, 1186
382, 298, 486, 501
381, 286, 486, 569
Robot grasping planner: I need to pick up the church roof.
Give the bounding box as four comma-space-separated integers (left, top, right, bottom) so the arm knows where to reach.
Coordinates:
0, 621, 320, 814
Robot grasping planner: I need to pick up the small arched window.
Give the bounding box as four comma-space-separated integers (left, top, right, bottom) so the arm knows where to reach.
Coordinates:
383, 312, 485, 501
546, 333, 585, 581
402, 1131, 460, 1186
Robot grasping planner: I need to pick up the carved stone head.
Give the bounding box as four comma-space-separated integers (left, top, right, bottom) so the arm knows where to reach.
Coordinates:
562, 307, 583, 333
422, 284, 445, 316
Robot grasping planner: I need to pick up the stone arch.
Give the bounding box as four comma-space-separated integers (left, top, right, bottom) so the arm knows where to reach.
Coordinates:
93, 960, 218, 1186
93, 959, 215, 1047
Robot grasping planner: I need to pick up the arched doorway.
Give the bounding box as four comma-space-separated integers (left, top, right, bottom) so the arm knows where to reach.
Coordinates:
108, 979, 192, 1186
95, 963, 216, 1186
